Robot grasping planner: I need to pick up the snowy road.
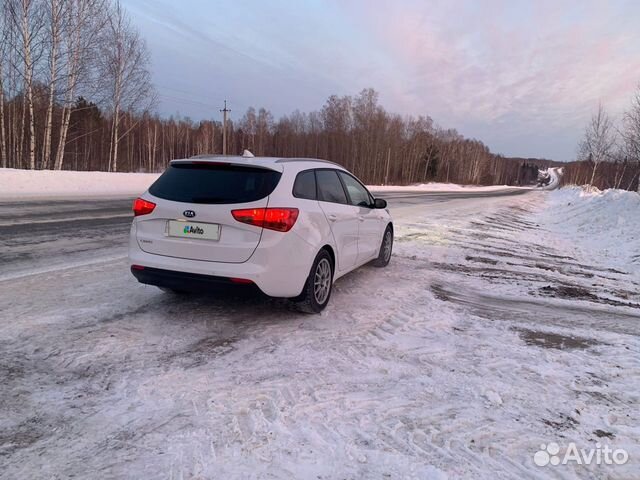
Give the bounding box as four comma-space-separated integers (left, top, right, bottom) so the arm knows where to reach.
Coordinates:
1, 188, 639, 479
0, 198, 132, 281
0, 189, 528, 281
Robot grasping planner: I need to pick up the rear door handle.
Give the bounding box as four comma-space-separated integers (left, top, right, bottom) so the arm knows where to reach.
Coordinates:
358, 216, 365, 222
327, 214, 338, 222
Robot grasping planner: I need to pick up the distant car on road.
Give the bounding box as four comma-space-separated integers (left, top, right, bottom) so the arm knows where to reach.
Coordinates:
537, 174, 551, 187
129, 154, 393, 312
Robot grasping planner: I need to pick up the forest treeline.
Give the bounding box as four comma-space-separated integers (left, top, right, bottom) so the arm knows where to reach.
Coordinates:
563, 87, 640, 192
52, 89, 549, 185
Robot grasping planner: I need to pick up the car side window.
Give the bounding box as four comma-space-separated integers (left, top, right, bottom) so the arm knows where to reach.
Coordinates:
293, 170, 317, 200
338, 172, 372, 208
316, 169, 348, 204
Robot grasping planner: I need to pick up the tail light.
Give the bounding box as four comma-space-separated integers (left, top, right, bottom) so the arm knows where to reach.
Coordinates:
132, 198, 156, 216
231, 208, 299, 232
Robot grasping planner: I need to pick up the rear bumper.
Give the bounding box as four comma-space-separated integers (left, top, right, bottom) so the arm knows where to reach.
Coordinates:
130, 265, 260, 294
128, 223, 318, 297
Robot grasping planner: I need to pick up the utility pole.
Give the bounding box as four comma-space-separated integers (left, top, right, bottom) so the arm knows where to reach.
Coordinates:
220, 100, 231, 155
384, 147, 391, 185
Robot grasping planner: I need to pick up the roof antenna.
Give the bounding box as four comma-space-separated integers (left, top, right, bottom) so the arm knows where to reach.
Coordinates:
242, 149, 255, 158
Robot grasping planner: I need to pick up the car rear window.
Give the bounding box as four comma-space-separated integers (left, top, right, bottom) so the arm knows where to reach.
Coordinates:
149, 163, 282, 204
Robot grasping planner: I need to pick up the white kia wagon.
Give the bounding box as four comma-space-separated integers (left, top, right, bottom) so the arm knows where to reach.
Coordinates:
129, 154, 393, 312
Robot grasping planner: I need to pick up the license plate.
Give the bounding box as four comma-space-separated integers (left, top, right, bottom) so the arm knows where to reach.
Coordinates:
168, 220, 220, 241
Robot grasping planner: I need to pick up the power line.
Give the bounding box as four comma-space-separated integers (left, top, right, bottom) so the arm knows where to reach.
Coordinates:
157, 94, 219, 111
156, 83, 253, 113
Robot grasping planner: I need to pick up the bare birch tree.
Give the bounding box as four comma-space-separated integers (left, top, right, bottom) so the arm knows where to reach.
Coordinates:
240, 107, 257, 152
621, 85, 640, 192
578, 103, 617, 187
41, 0, 65, 169
54, 0, 106, 170
98, 0, 153, 172
6, 0, 44, 169
256, 107, 272, 156
0, 7, 9, 169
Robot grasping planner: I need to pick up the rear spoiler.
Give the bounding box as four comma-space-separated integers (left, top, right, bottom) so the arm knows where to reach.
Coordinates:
169, 159, 283, 172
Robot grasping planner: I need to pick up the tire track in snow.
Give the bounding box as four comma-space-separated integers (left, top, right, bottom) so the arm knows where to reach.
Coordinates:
0, 254, 127, 282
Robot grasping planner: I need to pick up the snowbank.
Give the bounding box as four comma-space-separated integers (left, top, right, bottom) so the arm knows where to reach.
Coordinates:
545, 186, 640, 270
368, 183, 526, 192
0, 168, 160, 200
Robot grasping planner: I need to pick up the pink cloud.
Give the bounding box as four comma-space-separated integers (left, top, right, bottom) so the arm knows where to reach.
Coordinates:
335, 0, 640, 137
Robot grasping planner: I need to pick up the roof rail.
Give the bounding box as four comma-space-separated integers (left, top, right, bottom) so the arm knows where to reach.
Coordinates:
190, 153, 229, 159
191, 151, 257, 159
275, 158, 342, 167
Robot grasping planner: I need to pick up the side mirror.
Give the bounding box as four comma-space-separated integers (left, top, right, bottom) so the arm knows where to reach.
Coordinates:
373, 198, 387, 209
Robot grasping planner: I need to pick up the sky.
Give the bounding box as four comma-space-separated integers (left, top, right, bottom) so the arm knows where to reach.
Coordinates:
122, 0, 640, 162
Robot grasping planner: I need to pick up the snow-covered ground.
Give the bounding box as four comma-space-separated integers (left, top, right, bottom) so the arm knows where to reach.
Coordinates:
0, 168, 160, 200
0, 168, 527, 201
0, 185, 638, 479
544, 187, 640, 271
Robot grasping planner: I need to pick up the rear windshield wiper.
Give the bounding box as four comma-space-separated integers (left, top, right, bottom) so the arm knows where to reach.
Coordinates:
190, 196, 229, 203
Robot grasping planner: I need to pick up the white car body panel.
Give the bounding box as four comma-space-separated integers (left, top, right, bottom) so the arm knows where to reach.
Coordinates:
128, 156, 393, 299
317, 200, 359, 272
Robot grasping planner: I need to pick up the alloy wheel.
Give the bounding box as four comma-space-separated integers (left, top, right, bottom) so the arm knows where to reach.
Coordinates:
313, 258, 332, 304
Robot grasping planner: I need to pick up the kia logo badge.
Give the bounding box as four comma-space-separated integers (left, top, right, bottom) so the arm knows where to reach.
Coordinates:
183, 210, 196, 218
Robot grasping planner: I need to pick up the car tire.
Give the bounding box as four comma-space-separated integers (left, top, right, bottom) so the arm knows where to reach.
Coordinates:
294, 249, 334, 313
373, 225, 393, 267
